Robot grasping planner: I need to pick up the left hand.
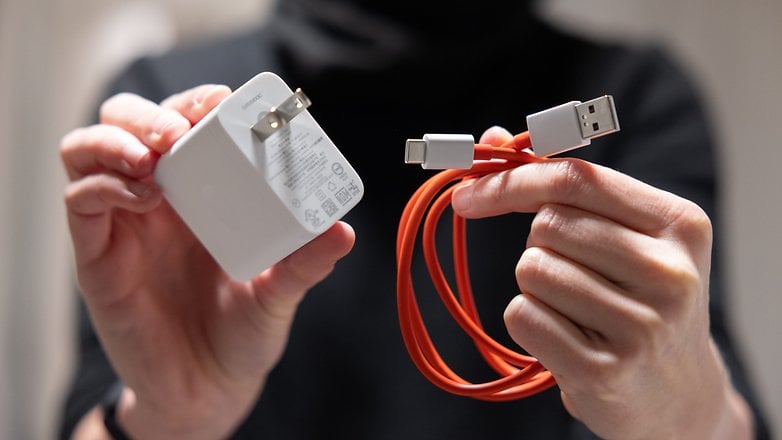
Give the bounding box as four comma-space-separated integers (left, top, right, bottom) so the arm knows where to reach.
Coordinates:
61, 84, 356, 439
451, 127, 753, 439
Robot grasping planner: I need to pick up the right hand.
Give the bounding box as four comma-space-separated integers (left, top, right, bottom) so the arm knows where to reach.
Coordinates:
61, 84, 356, 439
452, 127, 752, 439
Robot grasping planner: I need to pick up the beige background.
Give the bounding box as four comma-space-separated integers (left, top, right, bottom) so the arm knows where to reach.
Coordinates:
0, 0, 779, 438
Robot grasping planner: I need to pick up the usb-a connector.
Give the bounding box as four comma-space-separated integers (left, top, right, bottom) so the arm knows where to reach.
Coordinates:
527, 95, 619, 157
575, 95, 620, 140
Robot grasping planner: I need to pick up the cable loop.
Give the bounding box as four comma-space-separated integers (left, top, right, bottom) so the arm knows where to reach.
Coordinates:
396, 132, 557, 401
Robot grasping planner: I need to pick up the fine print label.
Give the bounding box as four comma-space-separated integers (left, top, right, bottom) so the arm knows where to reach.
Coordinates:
264, 117, 363, 233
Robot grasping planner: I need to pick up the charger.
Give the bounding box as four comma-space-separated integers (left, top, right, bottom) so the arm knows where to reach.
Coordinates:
154, 72, 364, 281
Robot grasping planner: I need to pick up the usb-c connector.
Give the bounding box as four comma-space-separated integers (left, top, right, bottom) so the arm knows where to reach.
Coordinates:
403, 134, 475, 170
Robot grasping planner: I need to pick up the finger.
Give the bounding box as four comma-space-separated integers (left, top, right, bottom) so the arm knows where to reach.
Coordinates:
528, 203, 678, 287
100, 93, 191, 154
64, 174, 162, 264
160, 84, 232, 125
452, 158, 688, 236
478, 125, 513, 146
65, 173, 162, 217
516, 246, 659, 344
250, 222, 356, 318
503, 293, 610, 380
527, 203, 705, 313
60, 124, 158, 181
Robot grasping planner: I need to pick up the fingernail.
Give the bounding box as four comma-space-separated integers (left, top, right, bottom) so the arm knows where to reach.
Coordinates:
194, 84, 229, 107
124, 139, 150, 163
192, 84, 215, 106
150, 113, 188, 147
153, 113, 178, 136
509, 294, 526, 308
451, 180, 475, 212
128, 180, 152, 198
479, 125, 513, 145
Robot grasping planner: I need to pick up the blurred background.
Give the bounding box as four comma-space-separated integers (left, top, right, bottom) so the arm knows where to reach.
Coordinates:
0, 0, 779, 438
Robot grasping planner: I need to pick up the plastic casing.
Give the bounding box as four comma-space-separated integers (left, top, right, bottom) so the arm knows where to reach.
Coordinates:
421, 133, 475, 170
154, 72, 364, 280
526, 101, 589, 157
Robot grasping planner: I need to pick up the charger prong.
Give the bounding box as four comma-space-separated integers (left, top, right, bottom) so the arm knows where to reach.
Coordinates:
252, 88, 312, 141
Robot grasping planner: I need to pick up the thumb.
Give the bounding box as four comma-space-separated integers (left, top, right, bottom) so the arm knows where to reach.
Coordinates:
561, 390, 583, 422
250, 222, 356, 322
478, 125, 514, 146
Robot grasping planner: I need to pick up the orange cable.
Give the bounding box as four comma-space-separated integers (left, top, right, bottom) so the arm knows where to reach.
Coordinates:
396, 130, 557, 401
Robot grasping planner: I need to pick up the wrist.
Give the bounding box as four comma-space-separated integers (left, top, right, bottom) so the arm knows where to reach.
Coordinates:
115, 385, 247, 440
102, 382, 132, 440
681, 342, 754, 440
710, 382, 754, 440
116, 388, 205, 440
707, 340, 754, 440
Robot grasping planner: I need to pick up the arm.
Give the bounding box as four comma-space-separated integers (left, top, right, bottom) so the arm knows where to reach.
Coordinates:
60, 84, 355, 439
451, 127, 753, 439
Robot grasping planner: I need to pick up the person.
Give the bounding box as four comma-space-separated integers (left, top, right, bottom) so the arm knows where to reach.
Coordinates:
58, 0, 772, 438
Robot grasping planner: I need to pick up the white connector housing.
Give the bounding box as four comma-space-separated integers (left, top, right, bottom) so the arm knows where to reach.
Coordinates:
526, 101, 586, 157
154, 72, 363, 281
527, 95, 619, 157
406, 134, 475, 170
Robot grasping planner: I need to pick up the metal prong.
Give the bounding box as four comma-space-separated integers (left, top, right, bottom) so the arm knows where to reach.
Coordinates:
574, 95, 620, 140
404, 139, 427, 164
252, 88, 312, 142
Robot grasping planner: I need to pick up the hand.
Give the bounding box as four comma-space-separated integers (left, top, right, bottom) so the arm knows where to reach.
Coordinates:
451, 127, 753, 439
60, 85, 356, 439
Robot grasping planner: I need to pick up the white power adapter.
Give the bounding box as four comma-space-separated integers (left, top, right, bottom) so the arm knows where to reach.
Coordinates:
154, 72, 364, 281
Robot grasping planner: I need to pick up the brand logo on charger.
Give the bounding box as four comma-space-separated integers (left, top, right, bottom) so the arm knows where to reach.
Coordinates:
242, 93, 263, 110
